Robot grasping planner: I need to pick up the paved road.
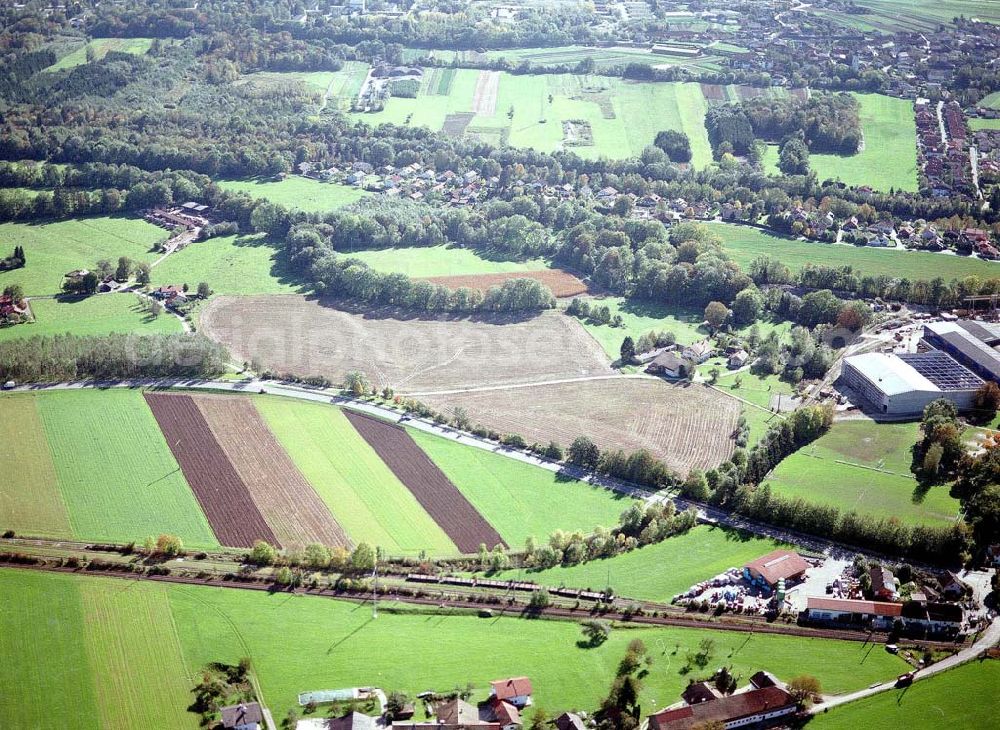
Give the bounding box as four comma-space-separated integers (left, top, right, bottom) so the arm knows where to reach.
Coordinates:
809, 618, 1000, 714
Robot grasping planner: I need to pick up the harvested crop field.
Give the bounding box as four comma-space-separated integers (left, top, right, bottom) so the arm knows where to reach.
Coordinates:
422, 270, 589, 297
419, 378, 740, 474
200, 295, 614, 391
471, 70, 500, 115
145, 393, 276, 548
344, 410, 505, 553
196, 396, 350, 550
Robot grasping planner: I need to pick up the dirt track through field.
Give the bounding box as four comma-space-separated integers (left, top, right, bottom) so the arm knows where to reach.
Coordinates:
422, 270, 588, 298
201, 295, 614, 392
420, 378, 740, 474
144, 393, 277, 548
344, 410, 505, 553
471, 71, 500, 115
195, 396, 351, 550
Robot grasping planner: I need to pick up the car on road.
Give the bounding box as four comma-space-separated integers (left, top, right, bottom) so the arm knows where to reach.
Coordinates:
895, 672, 915, 687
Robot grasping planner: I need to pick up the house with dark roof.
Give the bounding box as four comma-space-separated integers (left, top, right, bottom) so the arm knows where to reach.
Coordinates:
553, 712, 585, 730
322, 711, 379, 730
645, 351, 689, 379
743, 550, 810, 588
221, 702, 263, 730
648, 685, 797, 730
392, 698, 499, 730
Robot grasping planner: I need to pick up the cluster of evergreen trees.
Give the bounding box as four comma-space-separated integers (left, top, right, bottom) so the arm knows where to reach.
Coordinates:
0, 245, 24, 272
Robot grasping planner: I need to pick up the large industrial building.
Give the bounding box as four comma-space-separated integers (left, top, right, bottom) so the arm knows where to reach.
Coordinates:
840, 319, 1000, 416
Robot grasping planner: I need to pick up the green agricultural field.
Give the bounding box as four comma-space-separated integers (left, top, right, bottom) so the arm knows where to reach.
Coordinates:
410, 428, 630, 548
980, 91, 1000, 109
217, 177, 366, 213
0, 395, 71, 538
0, 294, 182, 343
706, 222, 1000, 281
969, 117, 1000, 130
352, 70, 715, 166
0, 568, 910, 725
762, 94, 918, 192
256, 398, 456, 556
151, 234, 304, 296
714, 370, 793, 446
809, 660, 1000, 729
765, 420, 961, 526
487, 525, 792, 602
0, 216, 166, 296
476, 45, 724, 73
78, 577, 197, 729
0, 570, 100, 729
33, 390, 219, 547
44, 37, 154, 72
344, 245, 551, 278
846, 0, 1000, 32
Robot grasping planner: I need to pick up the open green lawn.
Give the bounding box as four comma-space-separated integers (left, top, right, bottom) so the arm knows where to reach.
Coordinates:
32, 390, 219, 548
344, 245, 551, 278
714, 370, 793, 446
487, 525, 792, 602
843, 0, 1000, 32
151, 234, 305, 295
572, 296, 791, 361
762, 94, 917, 192
0, 216, 166, 296
809, 659, 1000, 729
0, 395, 71, 538
706, 222, 1000, 281
981, 91, 1000, 110
351, 70, 715, 166
476, 45, 725, 73
217, 177, 366, 213
969, 117, 1000, 130
0, 570, 100, 729
765, 420, 961, 526
44, 37, 154, 72
410, 428, 631, 548
0, 294, 182, 342
0, 568, 910, 725
256, 398, 456, 556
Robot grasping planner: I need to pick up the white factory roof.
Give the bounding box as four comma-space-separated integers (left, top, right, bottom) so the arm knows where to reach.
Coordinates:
845, 352, 939, 395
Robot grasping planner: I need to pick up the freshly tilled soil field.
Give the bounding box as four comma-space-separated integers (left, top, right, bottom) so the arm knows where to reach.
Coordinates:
344, 410, 505, 553
144, 393, 277, 548
200, 295, 614, 391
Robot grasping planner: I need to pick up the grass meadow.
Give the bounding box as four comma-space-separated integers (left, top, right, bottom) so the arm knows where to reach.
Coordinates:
151, 234, 305, 295
762, 94, 918, 192
410, 428, 631, 548
487, 525, 792, 602
0, 216, 166, 296
706, 222, 1000, 281
969, 118, 1000, 131
1, 568, 911, 725
821, 0, 1000, 33
34, 390, 219, 547
347, 69, 714, 166
809, 659, 1000, 729
44, 37, 154, 72
256, 398, 456, 556
218, 177, 367, 213
764, 420, 961, 526
0, 395, 72, 538
0, 294, 183, 343
344, 245, 552, 278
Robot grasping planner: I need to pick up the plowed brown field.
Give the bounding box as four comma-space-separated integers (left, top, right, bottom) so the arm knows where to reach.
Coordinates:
200, 295, 614, 391
419, 378, 740, 474
344, 410, 505, 553
195, 396, 351, 550
144, 393, 277, 548
422, 270, 588, 298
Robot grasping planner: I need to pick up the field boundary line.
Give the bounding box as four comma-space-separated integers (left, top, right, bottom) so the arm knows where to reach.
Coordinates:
407, 372, 654, 397
833, 459, 909, 477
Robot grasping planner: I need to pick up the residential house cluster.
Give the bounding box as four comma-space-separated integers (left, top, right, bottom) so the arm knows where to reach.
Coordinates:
145, 202, 211, 231
644, 340, 714, 379
302, 162, 495, 207
915, 99, 973, 197
648, 670, 798, 730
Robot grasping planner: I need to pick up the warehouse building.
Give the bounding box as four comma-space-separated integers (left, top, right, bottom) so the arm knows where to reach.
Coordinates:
840, 351, 982, 415
922, 320, 1000, 382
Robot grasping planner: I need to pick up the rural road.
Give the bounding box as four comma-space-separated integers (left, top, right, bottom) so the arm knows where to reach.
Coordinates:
8, 376, 953, 567
406, 372, 657, 397
808, 618, 1000, 714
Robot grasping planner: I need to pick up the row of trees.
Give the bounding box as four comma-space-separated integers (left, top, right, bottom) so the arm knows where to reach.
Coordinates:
0, 333, 228, 382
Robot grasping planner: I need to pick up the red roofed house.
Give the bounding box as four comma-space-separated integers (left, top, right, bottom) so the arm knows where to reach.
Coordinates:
489, 698, 522, 730
802, 597, 902, 630
742, 549, 810, 589
648, 685, 797, 730
489, 677, 533, 708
